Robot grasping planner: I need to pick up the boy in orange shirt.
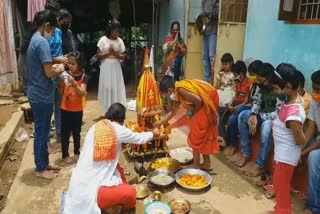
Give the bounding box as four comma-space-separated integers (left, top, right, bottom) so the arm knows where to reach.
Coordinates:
225, 61, 251, 155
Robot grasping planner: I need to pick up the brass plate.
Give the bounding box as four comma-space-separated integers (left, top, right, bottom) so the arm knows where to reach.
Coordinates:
134, 184, 150, 199
196, 15, 206, 34
150, 157, 181, 173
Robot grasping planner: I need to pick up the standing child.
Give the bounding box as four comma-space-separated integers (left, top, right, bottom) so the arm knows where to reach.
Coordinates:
265, 63, 307, 214
59, 51, 88, 164
215, 53, 235, 141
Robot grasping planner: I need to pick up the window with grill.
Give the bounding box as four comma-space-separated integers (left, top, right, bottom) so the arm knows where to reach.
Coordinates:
278, 0, 320, 24
298, 0, 320, 21
220, 0, 248, 23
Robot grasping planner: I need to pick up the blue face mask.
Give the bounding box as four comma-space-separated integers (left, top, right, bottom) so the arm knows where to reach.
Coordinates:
278, 89, 288, 102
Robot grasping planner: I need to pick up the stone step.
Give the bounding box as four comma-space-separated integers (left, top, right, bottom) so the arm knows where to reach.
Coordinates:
0, 111, 24, 168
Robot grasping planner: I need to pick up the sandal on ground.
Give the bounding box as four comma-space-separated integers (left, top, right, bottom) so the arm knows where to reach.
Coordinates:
263, 184, 275, 199
200, 167, 217, 175
256, 171, 272, 187
265, 190, 275, 199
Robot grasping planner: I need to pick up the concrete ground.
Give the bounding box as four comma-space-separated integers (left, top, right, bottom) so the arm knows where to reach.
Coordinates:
1, 95, 305, 214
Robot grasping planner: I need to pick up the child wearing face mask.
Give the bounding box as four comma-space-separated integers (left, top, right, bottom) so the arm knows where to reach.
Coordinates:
264, 64, 307, 214
222, 61, 251, 154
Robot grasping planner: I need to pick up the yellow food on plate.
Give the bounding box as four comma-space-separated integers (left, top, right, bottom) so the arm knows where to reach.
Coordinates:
151, 159, 171, 170
178, 173, 208, 188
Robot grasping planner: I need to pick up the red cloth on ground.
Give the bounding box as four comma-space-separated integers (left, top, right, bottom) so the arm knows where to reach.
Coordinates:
187, 90, 220, 155
273, 162, 295, 214
97, 164, 136, 211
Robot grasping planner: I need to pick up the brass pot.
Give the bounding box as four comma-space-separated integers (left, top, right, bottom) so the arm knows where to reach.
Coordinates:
134, 184, 150, 199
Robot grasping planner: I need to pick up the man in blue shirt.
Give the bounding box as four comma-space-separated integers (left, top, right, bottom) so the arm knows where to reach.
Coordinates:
202, 0, 219, 83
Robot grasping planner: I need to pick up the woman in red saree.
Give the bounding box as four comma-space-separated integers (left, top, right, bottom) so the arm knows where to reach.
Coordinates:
156, 75, 220, 171
162, 21, 187, 81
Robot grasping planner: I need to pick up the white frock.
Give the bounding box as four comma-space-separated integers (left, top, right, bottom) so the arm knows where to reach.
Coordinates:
97, 36, 127, 112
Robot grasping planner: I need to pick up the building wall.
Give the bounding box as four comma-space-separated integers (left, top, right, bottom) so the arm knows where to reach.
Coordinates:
159, 0, 187, 43
243, 0, 320, 90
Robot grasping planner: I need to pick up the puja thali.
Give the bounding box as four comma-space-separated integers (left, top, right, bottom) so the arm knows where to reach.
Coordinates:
176, 169, 212, 191
149, 157, 181, 173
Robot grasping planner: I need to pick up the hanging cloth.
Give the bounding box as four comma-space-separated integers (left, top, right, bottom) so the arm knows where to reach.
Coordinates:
27, 0, 46, 22
0, 0, 15, 85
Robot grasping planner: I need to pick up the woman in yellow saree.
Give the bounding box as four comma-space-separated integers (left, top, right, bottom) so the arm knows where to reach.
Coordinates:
156, 75, 220, 171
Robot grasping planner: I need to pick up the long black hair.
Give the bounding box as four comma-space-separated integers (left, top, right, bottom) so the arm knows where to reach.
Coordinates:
159, 75, 176, 93
248, 60, 263, 74
21, 10, 58, 54
105, 20, 121, 38
170, 21, 180, 32
105, 103, 126, 124
58, 8, 72, 22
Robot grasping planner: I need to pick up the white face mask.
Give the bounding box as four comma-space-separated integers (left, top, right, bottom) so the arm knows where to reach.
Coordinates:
169, 92, 175, 101
44, 30, 52, 40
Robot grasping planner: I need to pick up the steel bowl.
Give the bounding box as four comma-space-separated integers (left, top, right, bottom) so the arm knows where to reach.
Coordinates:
175, 169, 212, 191
169, 198, 191, 214
148, 170, 176, 188
149, 157, 181, 173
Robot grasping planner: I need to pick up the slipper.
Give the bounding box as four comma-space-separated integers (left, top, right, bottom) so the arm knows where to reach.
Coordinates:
200, 168, 217, 175
262, 184, 274, 191
200, 167, 213, 171
265, 190, 275, 199
256, 172, 272, 187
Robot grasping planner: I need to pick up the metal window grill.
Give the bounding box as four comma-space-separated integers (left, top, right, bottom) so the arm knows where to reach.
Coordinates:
298, 0, 320, 20
220, 0, 248, 23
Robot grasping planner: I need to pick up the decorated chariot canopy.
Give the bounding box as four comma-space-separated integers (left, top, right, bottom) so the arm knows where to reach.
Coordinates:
136, 47, 162, 117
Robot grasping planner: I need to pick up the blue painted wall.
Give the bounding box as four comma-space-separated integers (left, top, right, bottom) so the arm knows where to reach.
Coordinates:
243, 0, 320, 90
159, 0, 187, 44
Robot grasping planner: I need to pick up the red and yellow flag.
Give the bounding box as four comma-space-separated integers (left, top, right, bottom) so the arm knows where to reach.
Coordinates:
136, 47, 162, 116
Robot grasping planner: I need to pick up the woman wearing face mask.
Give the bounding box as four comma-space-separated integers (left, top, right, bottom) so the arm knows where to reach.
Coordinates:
96, 20, 126, 113
162, 21, 187, 81
23, 9, 65, 179
46, 9, 68, 154
58, 9, 76, 55
155, 75, 219, 172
